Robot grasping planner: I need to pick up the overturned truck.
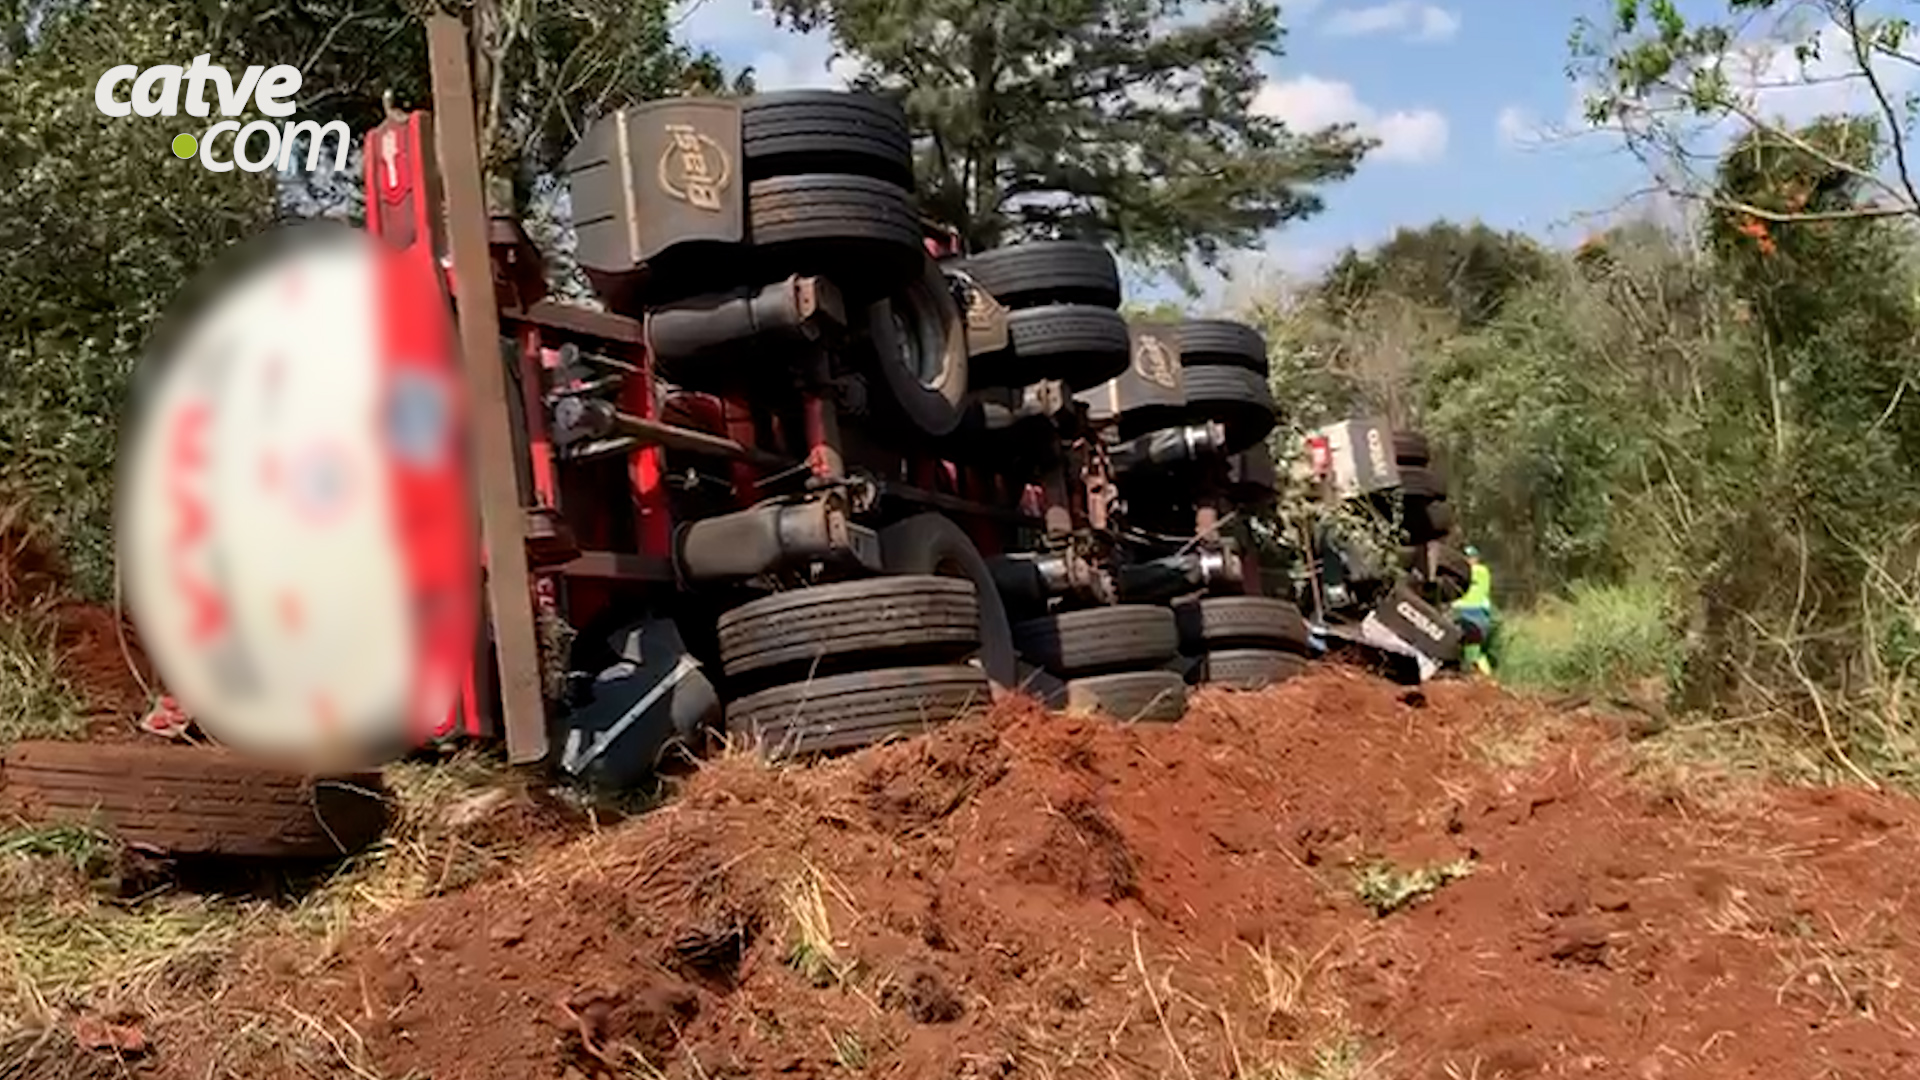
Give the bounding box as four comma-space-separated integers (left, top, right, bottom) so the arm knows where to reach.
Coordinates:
359, 89, 1314, 786
1291, 418, 1472, 681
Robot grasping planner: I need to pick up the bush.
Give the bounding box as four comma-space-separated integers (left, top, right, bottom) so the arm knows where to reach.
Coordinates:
1496, 581, 1678, 698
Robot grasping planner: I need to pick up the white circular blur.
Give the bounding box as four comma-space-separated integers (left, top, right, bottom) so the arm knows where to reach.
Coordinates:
119, 231, 416, 766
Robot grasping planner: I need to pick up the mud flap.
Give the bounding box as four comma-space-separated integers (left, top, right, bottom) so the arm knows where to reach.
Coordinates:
557, 617, 721, 789
1360, 584, 1463, 682
1075, 321, 1186, 436
1358, 614, 1441, 683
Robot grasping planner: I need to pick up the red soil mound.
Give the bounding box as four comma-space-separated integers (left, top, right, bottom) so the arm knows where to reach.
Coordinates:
1, 518, 152, 734
165, 670, 1920, 1079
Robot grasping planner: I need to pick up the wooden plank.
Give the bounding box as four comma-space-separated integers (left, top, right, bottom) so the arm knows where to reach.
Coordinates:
609, 411, 794, 470
559, 550, 678, 583
427, 14, 549, 765
505, 299, 648, 347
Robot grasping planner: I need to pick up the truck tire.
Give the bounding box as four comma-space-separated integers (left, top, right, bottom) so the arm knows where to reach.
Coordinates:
1398, 464, 1446, 501
1425, 542, 1471, 603
1180, 365, 1276, 453
0, 742, 388, 859
1405, 498, 1454, 541
1014, 605, 1179, 676
742, 91, 913, 188
1228, 445, 1279, 508
879, 514, 1019, 699
1392, 430, 1430, 466
1174, 596, 1310, 654
957, 241, 1121, 309
1195, 649, 1310, 689
717, 576, 980, 684
1177, 319, 1269, 374
979, 304, 1130, 390
726, 665, 991, 758
865, 258, 970, 436
1061, 670, 1187, 723
748, 174, 921, 297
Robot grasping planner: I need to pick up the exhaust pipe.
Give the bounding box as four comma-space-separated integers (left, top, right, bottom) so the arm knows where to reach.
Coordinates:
1110, 422, 1229, 473
676, 496, 881, 584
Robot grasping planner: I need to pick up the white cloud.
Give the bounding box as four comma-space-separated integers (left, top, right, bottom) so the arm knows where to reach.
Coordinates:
1496, 104, 1539, 147
1208, 242, 1340, 312
671, 0, 848, 90
1723, 22, 1919, 125
1560, 17, 1920, 152
1323, 2, 1461, 43
1254, 75, 1449, 163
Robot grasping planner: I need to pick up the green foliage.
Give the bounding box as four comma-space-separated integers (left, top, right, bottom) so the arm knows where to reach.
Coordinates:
1247, 221, 1557, 436
0, 0, 723, 596
0, 0, 276, 597
1498, 581, 1679, 697
1253, 113, 1920, 780
763, 0, 1372, 278
1122, 299, 1188, 324
1420, 274, 1655, 601
1318, 221, 1556, 330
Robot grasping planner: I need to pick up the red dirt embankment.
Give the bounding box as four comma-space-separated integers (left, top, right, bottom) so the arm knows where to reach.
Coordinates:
1, 518, 152, 734
163, 669, 1920, 1080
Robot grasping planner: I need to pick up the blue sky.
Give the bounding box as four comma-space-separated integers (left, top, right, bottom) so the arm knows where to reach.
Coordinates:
670, 0, 1886, 308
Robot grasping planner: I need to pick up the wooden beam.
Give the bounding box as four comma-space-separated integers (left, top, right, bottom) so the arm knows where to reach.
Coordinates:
427, 14, 549, 765
507, 299, 648, 347
608, 411, 794, 470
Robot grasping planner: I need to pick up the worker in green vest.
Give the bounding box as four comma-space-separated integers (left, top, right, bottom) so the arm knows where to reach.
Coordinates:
1451, 545, 1496, 676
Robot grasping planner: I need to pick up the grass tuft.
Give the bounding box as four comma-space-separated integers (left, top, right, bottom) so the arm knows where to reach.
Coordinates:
0, 597, 85, 744
1237, 1033, 1381, 1080
1353, 858, 1475, 917
287, 749, 532, 938
784, 866, 850, 988
1497, 580, 1677, 698
0, 825, 252, 1033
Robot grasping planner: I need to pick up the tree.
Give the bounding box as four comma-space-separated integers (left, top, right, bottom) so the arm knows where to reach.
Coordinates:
0, 0, 275, 595
1574, 0, 1920, 226
0, 0, 727, 594
202, 0, 734, 213
765, 0, 1372, 280
1317, 221, 1556, 330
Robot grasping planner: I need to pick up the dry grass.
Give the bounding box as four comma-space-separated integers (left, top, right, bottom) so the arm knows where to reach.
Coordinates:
783, 864, 851, 988
1244, 933, 1346, 1026
1624, 731, 1780, 818
0, 597, 83, 745
0, 828, 259, 1079
1468, 718, 1555, 771
0, 747, 562, 1077
285, 750, 531, 938
0, 500, 84, 744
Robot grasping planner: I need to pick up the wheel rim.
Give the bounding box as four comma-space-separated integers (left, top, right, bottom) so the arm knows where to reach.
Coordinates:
892, 290, 946, 388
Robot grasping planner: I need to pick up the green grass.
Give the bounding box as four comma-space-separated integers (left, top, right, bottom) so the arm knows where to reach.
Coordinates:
0, 820, 250, 1032
1495, 580, 1678, 698
1353, 858, 1475, 917
0, 600, 85, 744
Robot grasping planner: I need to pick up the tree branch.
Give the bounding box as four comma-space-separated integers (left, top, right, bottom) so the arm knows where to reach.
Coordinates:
1836, 0, 1920, 216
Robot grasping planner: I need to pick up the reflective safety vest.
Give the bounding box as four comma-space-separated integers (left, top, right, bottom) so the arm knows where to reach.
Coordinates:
1452, 563, 1493, 613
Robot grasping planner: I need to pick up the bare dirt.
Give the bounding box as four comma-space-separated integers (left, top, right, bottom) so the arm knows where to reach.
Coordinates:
117, 667, 1920, 1080
0, 518, 153, 736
